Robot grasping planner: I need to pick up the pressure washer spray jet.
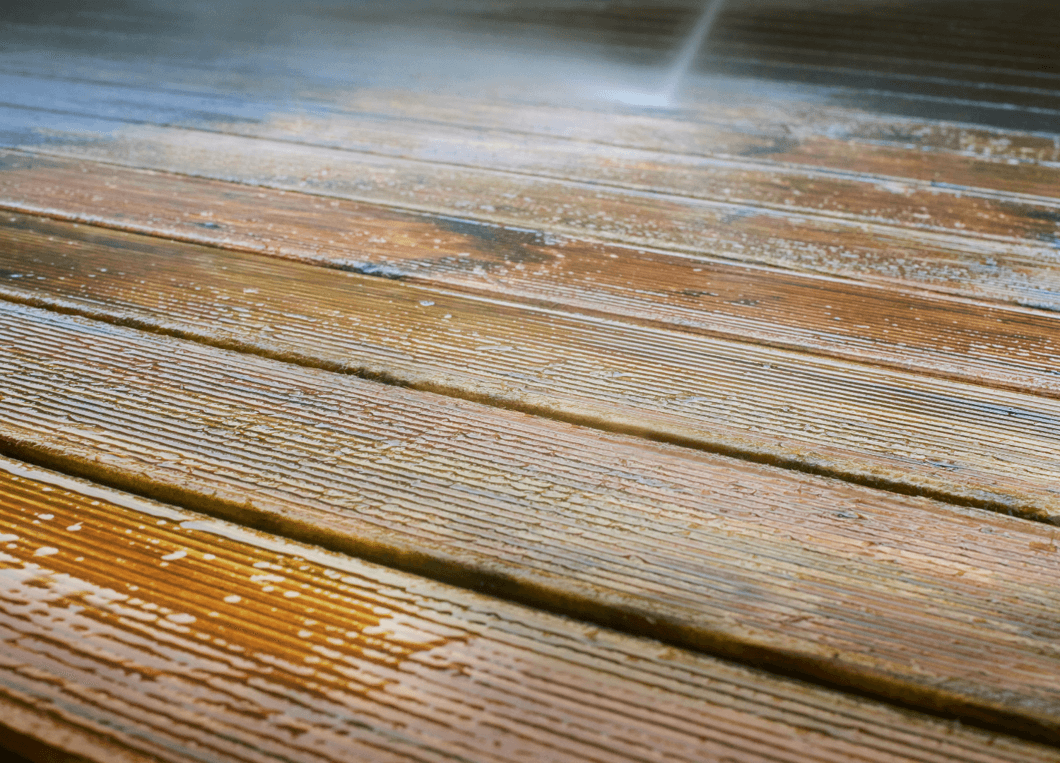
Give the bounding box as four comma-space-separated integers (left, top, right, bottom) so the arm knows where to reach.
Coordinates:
605, 0, 727, 108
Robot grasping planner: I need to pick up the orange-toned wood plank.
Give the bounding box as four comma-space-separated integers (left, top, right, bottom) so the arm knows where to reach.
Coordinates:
3, 211, 1060, 519
1, 109, 1058, 309
4, 458, 1057, 763
2, 303, 1060, 739
4, 202, 1060, 402
3, 154, 1060, 391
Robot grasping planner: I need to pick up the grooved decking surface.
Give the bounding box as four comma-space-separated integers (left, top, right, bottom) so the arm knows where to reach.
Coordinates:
5, 459, 1058, 763
2, 1, 1060, 760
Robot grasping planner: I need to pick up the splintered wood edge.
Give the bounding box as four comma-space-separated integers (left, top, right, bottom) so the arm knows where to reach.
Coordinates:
2, 455, 1058, 763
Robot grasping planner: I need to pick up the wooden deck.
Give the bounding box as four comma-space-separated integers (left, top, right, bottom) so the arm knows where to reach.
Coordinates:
2, 1, 1060, 760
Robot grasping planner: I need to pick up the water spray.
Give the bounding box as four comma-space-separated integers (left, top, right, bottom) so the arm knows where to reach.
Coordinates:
600, 0, 727, 109
660, 0, 727, 103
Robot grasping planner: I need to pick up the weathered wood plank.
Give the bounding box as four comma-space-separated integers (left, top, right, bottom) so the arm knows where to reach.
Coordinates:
4, 458, 1057, 763
2, 302, 1060, 739
2, 108, 1059, 309
7, 58, 1059, 180
2, 71, 1058, 245
8, 0, 1060, 134
335, 87, 1060, 169
3, 154, 1060, 397
4, 202, 1060, 401
3, 210, 1060, 519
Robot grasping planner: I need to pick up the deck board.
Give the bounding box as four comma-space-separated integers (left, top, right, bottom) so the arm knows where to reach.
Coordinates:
1, 303, 1060, 739
3, 158, 1060, 395
3, 111, 1060, 308
4, 0, 1060, 757
2, 71, 1059, 243
4, 457, 1057, 763
3, 212, 1060, 519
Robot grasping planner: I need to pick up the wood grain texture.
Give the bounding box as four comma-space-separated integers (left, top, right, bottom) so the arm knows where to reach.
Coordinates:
325, 93, 1060, 201
3, 157, 1060, 394
7, 66, 1059, 182
2, 71, 1058, 246
4, 458, 1058, 763
8, 0, 1060, 151
397, 93, 1060, 165
2, 303, 1060, 739
2, 106, 1059, 310
3, 210, 1060, 519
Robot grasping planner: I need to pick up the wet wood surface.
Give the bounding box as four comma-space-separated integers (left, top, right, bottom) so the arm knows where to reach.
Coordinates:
3, 302, 1060, 741
5, 458, 1058, 763
3, 70, 1059, 244
3, 210, 1060, 521
3, 0, 1060, 758
3, 160, 1060, 397
3, 108, 1059, 311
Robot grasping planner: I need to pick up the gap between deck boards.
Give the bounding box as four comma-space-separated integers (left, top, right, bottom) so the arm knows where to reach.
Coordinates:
4, 456, 1059, 762
2, 208, 1059, 524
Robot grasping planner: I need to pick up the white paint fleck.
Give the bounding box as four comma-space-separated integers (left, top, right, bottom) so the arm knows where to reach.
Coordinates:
34, 547, 59, 557
66, 523, 82, 532
0, 534, 18, 542
251, 574, 285, 583
161, 550, 187, 561
223, 594, 241, 604
166, 613, 196, 624
38, 514, 54, 520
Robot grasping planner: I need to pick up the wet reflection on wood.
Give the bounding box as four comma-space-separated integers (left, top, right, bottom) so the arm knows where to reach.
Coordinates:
3, 0, 1060, 757
2, 304, 1060, 741
7, 459, 1057, 762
